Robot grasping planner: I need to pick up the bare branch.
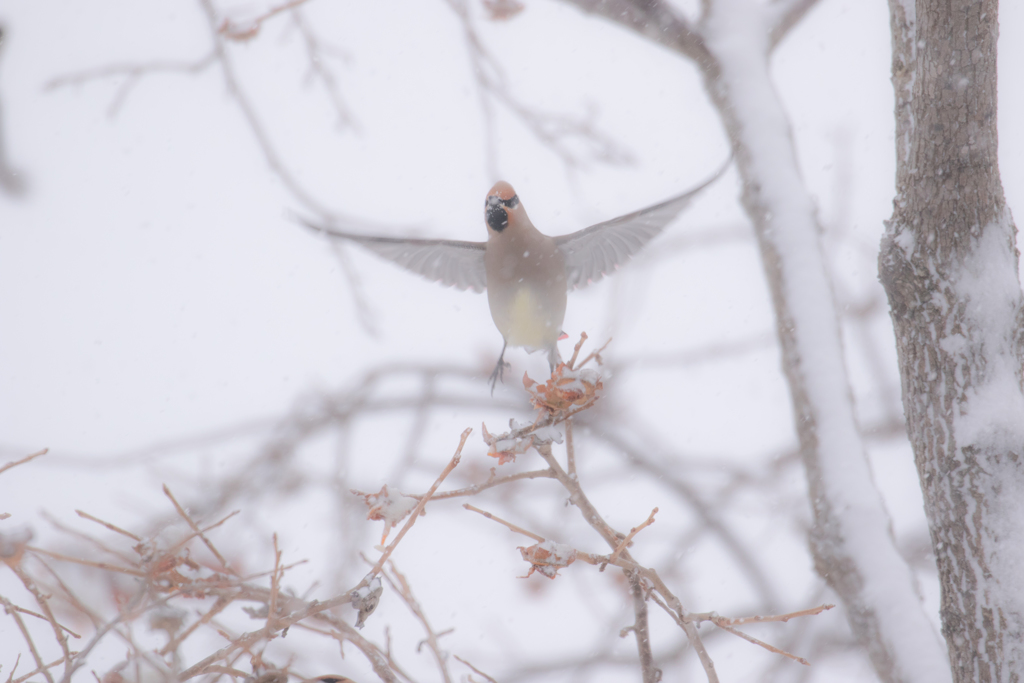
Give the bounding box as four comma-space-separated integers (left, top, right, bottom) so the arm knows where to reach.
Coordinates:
46, 54, 216, 117
163, 484, 235, 574
0, 449, 47, 476
766, 0, 824, 49
703, 603, 835, 627
428, 468, 555, 500
74, 510, 142, 542
382, 562, 452, 683
463, 504, 546, 542
453, 655, 497, 683
9, 565, 72, 680
218, 0, 310, 41
605, 508, 657, 569
556, 0, 709, 64
1, 595, 55, 683
713, 620, 810, 666
362, 429, 470, 582
291, 8, 357, 131
444, 0, 632, 173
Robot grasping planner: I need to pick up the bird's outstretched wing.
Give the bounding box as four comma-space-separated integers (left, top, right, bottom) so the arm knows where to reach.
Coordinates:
302, 221, 488, 293
554, 159, 731, 290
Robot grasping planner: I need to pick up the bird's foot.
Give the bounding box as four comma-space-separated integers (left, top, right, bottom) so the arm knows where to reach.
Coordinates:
489, 358, 512, 395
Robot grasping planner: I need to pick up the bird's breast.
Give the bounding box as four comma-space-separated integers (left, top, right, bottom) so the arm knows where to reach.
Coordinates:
484, 231, 568, 351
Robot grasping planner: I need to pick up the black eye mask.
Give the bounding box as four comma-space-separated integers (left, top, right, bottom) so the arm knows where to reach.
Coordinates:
485, 194, 518, 231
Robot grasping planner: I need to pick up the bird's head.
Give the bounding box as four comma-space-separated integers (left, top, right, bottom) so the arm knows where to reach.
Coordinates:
485, 181, 522, 235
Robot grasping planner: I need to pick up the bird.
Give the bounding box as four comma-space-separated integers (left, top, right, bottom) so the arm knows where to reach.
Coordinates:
302, 161, 729, 392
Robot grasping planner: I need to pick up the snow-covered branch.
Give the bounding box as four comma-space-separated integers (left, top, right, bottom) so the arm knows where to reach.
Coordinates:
549, 0, 950, 679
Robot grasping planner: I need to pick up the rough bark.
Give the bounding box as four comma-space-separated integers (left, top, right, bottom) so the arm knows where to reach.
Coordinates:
881, 1, 1024, 680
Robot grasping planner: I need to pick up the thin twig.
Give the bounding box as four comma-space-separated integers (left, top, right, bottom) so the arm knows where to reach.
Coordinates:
427, 468, 555, 500
565, 420, 577, 476
163, 484, 235, 574
605, 508, 658, 569
463, 504, 545, 542
0, 595, 54, 683
0, 449, 47, 476
11, 655, 71, 683
363, 429, 469, 582
47, 54, 216, 117
218, 0, 310, 40
4, 653, 20, 683
626, 571, 658, 683
712, 621, 810, 666
443, 0, 631, 171
531, 442, 666, 681
702, 603, 834, 626
159, 596, 231, 655
291, 8, 357, 130
41, 511, 138, 565
25, 547, 146, 577
75, 510, 142, 541
567, 332, 588, 369
453, 655, 498, 683
1, 603, 80, 638
766, 0, 824, 48
576, 337, 612, 369
382, 561, 452, 683
28, 556, 103, 628
268, 534, 283, 631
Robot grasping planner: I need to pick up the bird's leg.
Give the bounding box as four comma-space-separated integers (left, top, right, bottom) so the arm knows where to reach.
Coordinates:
547, 345, 563, 373
489, 340, 511, 394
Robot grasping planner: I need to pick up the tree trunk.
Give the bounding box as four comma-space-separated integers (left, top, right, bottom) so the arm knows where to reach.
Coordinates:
881, 1, 1024, 680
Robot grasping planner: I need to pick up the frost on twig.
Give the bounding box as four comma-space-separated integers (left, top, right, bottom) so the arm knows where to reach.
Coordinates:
350, 572, 383, 629
480, 418, 563, 465
523, 333, 605, 415
518, 540, 578, 579
351, 485, 421, 544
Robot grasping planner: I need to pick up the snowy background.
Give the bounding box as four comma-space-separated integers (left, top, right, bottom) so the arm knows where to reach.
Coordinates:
1, 0, 1023, 681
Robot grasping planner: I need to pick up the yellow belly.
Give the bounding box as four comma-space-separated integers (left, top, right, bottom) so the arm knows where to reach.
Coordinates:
501, 287, 558, 350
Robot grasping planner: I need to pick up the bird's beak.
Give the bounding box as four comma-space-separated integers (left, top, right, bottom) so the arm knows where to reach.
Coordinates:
486, 195, 509, 232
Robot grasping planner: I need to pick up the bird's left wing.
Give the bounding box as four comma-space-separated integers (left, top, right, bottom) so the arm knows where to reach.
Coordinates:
302, 220, 488, 293
554, 159, 731, 290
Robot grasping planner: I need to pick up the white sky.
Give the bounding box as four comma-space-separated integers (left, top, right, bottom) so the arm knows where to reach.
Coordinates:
1, 1, 1022, 680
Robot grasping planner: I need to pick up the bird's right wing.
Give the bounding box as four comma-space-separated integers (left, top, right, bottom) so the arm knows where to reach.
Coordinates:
302, 220, 488, 293
554, 158, 731, 290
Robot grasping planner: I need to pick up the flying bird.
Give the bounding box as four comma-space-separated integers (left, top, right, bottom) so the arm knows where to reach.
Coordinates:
302, 161, 729, 391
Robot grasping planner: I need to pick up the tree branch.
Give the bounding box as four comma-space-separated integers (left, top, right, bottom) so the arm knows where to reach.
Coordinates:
558, 0, 710, 64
